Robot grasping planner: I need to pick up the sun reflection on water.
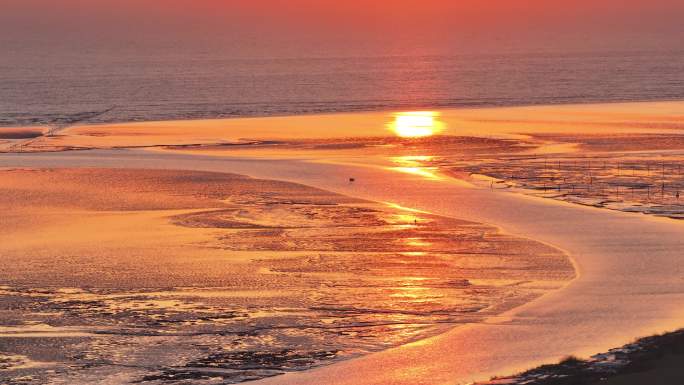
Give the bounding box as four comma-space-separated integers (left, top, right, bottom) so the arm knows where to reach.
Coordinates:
401, 252, 427, 256
391, 166, 442, 180
389, 155, 442, 180
385, 111, 445, 179
383, 202, 432, 214
404, 238, 432, 247
388, 111, 446, 138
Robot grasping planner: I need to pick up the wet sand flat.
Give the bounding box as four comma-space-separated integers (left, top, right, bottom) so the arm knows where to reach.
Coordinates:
2, 100, 684, 384
120, 101, 684, 222
119, 152, 684, 385
5, 101, 684, 154
0, 168, 572, 384
3, 149, 684, 385
25, 100, 683, 225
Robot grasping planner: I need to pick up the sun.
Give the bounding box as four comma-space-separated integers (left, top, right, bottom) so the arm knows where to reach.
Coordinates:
389, 111, 445, 138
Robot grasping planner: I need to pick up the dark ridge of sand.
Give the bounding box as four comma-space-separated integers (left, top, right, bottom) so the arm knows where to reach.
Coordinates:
0, 128, 44, 139
475, 328, 684, 385
0, 167, 574, 385
161, 135, 533, 157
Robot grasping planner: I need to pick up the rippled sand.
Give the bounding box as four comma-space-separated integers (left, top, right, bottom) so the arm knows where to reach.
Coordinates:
0, 168, 573, 384
3, 101, 684, 384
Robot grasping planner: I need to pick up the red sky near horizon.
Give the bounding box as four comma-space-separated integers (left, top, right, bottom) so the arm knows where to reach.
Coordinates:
3, 0, 683, 55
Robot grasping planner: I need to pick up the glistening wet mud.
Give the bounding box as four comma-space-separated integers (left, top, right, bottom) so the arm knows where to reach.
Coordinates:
0, 168, 574, 384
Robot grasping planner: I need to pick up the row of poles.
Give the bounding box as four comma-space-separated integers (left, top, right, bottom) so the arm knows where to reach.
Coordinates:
490, 158, 684, 202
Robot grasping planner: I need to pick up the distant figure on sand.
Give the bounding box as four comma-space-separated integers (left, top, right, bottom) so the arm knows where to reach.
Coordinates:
349, 177, 355, 183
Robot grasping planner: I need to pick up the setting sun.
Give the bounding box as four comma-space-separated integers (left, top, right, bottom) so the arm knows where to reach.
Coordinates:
389, 111, 445, 138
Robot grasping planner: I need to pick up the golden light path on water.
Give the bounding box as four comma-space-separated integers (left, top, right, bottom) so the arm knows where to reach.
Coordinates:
389, 155, 443, 180
385, 112, 447, 180
384, 115, 453, 252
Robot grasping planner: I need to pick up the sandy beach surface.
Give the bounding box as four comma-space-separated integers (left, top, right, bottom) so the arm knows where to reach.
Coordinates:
0, 167, 572, 384
2, 101, 684, 384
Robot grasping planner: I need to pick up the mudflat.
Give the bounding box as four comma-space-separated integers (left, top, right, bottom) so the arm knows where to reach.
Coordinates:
0, 168, 573, 384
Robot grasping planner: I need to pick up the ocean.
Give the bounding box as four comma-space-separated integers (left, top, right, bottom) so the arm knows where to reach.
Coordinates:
1, 48, 683, 127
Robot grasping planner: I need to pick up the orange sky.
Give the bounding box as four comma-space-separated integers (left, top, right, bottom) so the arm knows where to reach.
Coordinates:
3, 0, 683, 56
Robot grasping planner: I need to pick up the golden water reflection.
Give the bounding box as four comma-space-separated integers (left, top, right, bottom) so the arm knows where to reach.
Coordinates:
389, 155, 443, 180
388, 111, 446, 138
392, 155, 435, 166
383, 202, 432, 214
404, 238, 432, 247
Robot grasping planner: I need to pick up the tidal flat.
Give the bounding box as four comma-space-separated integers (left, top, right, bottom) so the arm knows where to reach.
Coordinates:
0, 168, 574, 384
3, 102, 684, 384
